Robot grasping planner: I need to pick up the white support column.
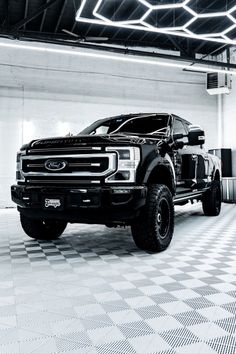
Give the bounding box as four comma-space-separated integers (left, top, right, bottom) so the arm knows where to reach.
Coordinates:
217, 94, 223, 148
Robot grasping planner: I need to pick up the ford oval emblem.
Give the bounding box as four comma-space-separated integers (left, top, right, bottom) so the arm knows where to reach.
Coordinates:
45, 159, 67, 171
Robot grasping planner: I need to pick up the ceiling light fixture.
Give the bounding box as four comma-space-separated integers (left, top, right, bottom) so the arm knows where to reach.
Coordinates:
76, 0, 236, 46
0, 41, 235, 76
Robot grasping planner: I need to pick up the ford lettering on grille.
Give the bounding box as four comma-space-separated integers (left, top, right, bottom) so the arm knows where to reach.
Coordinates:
45, 159, 67, 171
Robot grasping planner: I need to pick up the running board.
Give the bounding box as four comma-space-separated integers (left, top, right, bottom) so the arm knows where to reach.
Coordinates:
174, 192, 203, 204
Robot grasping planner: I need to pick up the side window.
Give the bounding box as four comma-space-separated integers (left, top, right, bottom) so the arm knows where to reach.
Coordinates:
173, 119, 188, 143
183, 122, 191, 135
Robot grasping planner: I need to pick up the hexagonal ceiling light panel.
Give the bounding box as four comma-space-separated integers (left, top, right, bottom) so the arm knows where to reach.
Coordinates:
93, 0, 148, 24
142, 8, 193, 29
76, 0, 236, 45
187, 0, 236, 15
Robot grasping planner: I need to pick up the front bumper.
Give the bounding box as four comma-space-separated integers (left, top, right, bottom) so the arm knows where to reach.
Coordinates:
11, 185, 147, 224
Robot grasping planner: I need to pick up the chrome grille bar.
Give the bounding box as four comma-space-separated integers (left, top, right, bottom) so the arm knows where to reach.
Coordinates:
26, 179, 100, 184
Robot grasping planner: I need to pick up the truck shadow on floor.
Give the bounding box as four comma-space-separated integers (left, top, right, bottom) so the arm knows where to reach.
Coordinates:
19, 207, 214, 265
37, 208, 207, 257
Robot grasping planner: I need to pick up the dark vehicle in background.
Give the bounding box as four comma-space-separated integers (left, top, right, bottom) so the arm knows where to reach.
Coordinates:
11, 113, 222, 252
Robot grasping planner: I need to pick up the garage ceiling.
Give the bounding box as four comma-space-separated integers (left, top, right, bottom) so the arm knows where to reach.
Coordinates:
77, 0, 236, 46
0, 0, 235, 68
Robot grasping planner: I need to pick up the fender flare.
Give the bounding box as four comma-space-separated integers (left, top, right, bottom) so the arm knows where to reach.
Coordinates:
142, 155, 175, 193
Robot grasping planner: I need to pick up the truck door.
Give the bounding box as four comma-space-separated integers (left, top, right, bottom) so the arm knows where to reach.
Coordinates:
172, 118, 198, 194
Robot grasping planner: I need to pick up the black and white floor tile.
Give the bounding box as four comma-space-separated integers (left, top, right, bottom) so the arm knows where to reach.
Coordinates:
0, 203, 236, 354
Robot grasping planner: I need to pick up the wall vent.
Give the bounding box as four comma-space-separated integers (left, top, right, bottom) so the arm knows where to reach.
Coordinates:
206, 73, 232, 95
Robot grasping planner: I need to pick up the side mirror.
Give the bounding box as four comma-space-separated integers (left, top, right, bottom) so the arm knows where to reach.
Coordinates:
188, 125, 205, 146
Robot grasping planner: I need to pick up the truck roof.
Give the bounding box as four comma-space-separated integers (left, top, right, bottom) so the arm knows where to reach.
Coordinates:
96, 113, 191, 126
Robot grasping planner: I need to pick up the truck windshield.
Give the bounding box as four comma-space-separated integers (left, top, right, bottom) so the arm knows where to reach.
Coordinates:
80, 114, 171, 136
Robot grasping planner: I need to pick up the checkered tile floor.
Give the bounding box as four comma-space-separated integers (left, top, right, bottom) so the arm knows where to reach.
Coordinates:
0, 203, 236, 354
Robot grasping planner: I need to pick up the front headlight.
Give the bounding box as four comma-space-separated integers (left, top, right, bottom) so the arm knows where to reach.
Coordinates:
105, 147, 140, 183
16, 152, 25, 181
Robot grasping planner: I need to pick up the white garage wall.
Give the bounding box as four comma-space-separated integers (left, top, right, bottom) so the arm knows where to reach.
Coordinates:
0, 40, 218, 207
222, 76, 236, 176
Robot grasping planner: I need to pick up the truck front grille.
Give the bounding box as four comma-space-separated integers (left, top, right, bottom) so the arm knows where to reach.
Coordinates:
20, 153, 117, 184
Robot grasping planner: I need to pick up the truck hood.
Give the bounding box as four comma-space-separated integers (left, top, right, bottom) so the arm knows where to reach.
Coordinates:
24, 134, 162, 150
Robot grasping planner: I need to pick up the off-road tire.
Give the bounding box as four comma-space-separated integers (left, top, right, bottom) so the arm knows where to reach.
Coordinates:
202, 180, 221, 216
20, 214, 67, 240
131, 184, 174, 252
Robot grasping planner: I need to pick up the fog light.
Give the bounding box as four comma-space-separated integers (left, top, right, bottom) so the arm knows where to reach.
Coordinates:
113, 189, 131, 194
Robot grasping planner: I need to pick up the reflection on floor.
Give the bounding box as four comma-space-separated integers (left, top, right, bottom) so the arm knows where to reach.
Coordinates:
0, 203, 236, 354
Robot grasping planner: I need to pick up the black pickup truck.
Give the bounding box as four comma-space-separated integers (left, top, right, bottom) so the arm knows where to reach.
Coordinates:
11, 113, 222, 252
